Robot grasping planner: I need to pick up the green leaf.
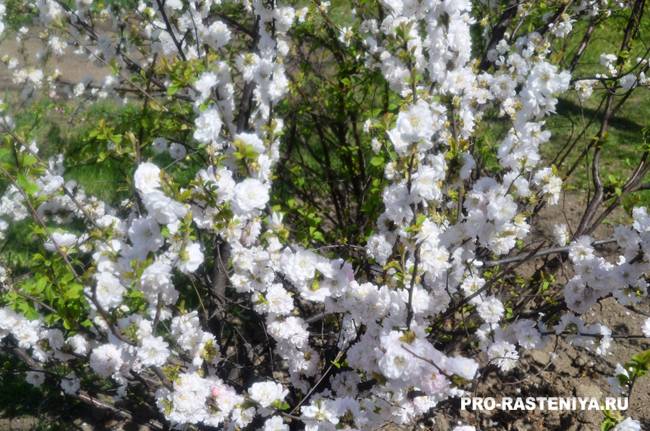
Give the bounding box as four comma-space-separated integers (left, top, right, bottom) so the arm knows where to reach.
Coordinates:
272, 400, 290, 411
0, 147, 12, 163
65, 283, 84, 300
22, 154, 38, 167
370, 155, 384, 167
167, 83, 180, 96
16, 173, 39, 195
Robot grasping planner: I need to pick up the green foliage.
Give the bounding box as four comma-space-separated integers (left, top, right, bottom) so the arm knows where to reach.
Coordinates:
0, 74, 209, 341
601, 349, 650, 430
616, 349, 650, 388
1, 0, 37, 30
0, 354, 79, 429
4, 238, 91, 330
273, 3, 397, 254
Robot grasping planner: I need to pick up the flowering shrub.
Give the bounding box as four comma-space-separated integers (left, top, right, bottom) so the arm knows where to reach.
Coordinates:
0, 0, 649, 429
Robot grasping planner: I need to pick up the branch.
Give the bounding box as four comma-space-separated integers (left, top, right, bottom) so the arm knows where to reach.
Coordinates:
155, 0, 187, 61
483, 238, 617, 267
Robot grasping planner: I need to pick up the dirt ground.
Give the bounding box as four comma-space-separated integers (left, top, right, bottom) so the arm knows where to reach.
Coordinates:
442, 297, 650, 431
414, 195, 650, 431
0, 32, 108, 91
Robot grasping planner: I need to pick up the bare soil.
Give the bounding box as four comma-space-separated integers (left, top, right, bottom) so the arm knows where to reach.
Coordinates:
0, 33, 107, 91
410, 196, 650, 431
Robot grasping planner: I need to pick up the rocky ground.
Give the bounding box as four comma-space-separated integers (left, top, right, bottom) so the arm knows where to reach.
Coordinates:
442, 297, 650, 431
407, 196, 650, 431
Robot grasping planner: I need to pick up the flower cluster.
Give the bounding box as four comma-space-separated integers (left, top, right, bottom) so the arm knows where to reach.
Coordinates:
0, 0, 648, 430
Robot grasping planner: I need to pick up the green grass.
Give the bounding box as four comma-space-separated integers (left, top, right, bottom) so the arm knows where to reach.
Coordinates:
541, 12, 650, 210
8, 95, 202, 203
6, 98, 133, 204
475, 11, 650, 215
